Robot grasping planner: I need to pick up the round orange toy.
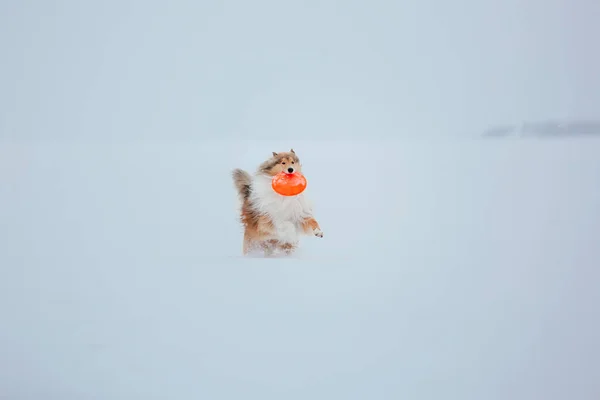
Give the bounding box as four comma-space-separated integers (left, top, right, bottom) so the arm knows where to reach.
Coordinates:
272, 172, 307, 196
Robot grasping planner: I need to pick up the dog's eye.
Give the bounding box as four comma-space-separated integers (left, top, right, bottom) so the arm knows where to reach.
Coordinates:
291, 161, 295, 164
281, 162, 286, 165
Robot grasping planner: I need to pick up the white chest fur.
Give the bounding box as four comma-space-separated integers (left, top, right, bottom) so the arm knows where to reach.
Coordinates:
249, 174, 314, 243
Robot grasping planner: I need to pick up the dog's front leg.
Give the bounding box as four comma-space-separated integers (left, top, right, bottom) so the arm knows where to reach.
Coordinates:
302, 217, 323, 238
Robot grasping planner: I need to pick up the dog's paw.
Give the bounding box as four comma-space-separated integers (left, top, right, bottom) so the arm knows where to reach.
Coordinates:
314, 228, 324, 238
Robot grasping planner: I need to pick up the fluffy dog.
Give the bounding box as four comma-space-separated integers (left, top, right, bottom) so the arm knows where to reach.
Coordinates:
232, 149, 323, 256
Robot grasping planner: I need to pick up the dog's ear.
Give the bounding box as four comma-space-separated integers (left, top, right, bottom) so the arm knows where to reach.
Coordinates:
272, 152, 278, 157
290, 148, 295, 154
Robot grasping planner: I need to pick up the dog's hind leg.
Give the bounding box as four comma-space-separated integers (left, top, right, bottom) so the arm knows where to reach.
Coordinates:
256, 215, 275, 236
278, 242, 298, 256
261, 239, 278, 257
243, 230, 253, 255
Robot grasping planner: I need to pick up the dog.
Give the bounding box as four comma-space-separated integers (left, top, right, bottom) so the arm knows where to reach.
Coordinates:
232, 149, 323, 256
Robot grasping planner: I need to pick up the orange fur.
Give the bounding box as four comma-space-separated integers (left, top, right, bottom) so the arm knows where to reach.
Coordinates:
302, 217, 321, 234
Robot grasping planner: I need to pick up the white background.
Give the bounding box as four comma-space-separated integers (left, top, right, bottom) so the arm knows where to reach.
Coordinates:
1, 1, 599, 399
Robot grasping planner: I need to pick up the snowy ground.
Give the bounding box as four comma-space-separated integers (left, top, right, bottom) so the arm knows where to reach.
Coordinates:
1, 138, 599, 399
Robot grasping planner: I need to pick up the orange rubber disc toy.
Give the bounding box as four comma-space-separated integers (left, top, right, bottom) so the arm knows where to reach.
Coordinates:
272, 172, 307, 196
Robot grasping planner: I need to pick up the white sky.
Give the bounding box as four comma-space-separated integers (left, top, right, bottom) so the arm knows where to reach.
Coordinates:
1, 0, 599, 142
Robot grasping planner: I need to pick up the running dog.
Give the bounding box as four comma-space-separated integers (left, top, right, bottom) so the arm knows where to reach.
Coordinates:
232, 149, 323, 256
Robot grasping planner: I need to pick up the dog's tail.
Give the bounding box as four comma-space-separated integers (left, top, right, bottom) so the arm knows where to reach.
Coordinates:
232, 168, 252, 201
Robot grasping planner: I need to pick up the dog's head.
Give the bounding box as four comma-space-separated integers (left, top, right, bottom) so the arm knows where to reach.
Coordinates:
259, 149, 302, 176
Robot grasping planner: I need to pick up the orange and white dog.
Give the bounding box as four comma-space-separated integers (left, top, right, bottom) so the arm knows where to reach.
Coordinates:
232, 149, 323, 256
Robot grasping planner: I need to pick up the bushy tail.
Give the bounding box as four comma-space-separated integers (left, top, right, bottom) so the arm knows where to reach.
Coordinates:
232, 169, 252, 200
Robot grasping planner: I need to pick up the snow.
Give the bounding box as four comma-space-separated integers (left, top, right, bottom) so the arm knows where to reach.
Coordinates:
2, 0, 600, 396
1, 138, 599, 399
